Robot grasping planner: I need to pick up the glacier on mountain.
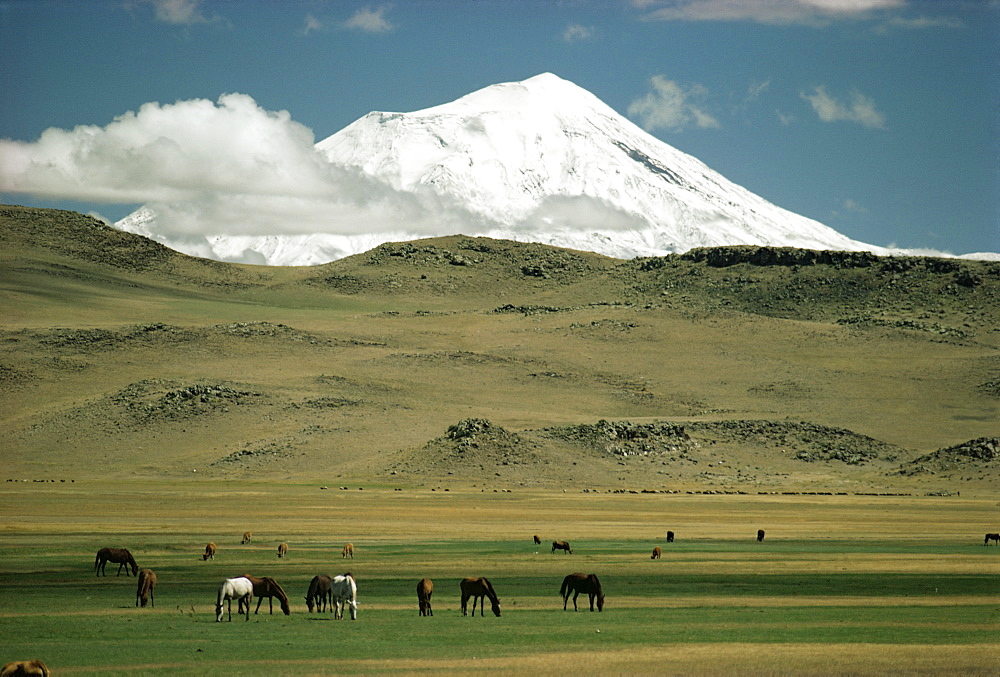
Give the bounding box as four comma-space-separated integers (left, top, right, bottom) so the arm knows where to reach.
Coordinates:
117, 73, 888, 265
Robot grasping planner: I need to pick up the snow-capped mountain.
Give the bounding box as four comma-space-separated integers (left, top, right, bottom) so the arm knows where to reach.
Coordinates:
117, 73, 887, 265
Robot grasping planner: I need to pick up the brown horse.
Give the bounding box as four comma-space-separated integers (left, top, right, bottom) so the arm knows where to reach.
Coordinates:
240, 574, 291, 615
135, 568, 156, 608
242, 531, 252, 544
1, 660, 50, 676
203, 542, 216, 560
277, 542, 288, 558
757, 529, 766, 542
417, 578, 433, 616
95, 547, 138, 577
533, 535, 542, 545
651, 546, 662, 559
552, 540, 573, 554
985, 533, 1000, 546
560, 572, 604, 612
306, 574, 333, 612
342, 542, 354, 559
461, 577, 501, 617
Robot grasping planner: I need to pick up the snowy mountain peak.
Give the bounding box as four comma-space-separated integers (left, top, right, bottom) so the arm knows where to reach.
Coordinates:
118, 73, 888, 266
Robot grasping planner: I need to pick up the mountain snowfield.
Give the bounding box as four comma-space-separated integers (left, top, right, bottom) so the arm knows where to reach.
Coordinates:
119, 73, 959, 265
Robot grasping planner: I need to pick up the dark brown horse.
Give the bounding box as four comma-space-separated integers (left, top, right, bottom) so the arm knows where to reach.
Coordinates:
305, 574, 333, 613
416, 578, 434, 616
666, 530, 675, 543
241, 574, 291, 615
560, 572, 604, 612
985, 533, 1000, 546
533, 535, 542, 545
460, 577, 500, 617
95, 547, 138, 577
135, 568, 157, 608
651, 546, 662, 559
203, 542, 216, 560
757, 529, 766, 542
552, 540, 573, 554
1, 660, 50, 676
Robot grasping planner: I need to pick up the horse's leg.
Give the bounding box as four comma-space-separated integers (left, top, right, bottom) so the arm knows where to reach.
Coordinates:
254, 596, 263, 615
573, 591, 580, 611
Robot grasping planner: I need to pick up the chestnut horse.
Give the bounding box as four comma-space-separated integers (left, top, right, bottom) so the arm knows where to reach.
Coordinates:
306, 574, 333, 612
216, 577, 253, 622
95, 547, 138, 577
560, 572, 604, 612
985, 533, 1000, 546
342, 542, 354, 559
552, 540, 573, 554
277, 542, 288, 558
0, 660, 50, 676
417, 578, 433, 616
203, 542, 216, 560
242, 531, 252, 544
651, 546, 662, 559
240, 574, 291, 615
460, 577, 501, 617
135, 568, 156, 608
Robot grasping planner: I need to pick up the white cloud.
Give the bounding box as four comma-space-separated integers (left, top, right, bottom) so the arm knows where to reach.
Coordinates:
0, 94, 485, 239
801, 86, 886, 129
628, 75, 720, 132
563, 23, 595, 42
344, 5, 395, 33
883, 15, 964, 30
147, 0, 210, 25
303, 13, 324, 35
638, 0, 906, 25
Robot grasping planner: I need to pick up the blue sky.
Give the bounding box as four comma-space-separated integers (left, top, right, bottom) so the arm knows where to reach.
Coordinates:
1, 0, 997, 255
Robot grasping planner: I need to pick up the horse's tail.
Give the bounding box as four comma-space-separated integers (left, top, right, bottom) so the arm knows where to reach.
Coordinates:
559, 575, 570, 597
94, 551, 101, 570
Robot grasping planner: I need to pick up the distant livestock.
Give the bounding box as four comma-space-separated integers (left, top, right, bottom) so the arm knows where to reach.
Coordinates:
417, 578, 434, 616
552, 540, 573, 554
135, 568, 157, 608
757, 529, 766, 542
986, 533, 1000, 546
277, 542, 288, 558
651, 546, 662, 559
533, 535, 542, 545
342, 542, 354, 559
666, 530, 675, 543
241, 531, 252, 544
560, 573, 604, 612
203, 542, 216, 560
95, 547, 138, 577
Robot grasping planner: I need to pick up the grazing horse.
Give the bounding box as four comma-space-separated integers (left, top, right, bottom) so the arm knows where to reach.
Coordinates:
242, 531, 252, 544
552, 540, 573, 554
216, 577, 253, 622
0, 660, 50, 677
135, 568, 157, 608
533, 535, 542, 545
331, 574, 358, 620
95, 547, 138, 577
460, 577, 501, 617
306, 574, 333, 613
985, 533, 1000, 546
277, 542, 288, 558
757, 529, 766, 542
666, 530, 675, 543
651, 546, 662, 559
240, 574, 291, 615
417, 578, 433, 617
342, 542, 354, 559
203, 542, 216, 560
560, 572, 604, 612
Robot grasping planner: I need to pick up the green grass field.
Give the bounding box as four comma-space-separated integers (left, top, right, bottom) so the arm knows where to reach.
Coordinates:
2, 481, 998, 674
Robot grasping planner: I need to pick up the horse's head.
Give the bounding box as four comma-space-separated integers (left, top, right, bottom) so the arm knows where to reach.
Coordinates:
305, 596, 314, 613
596, 594, 605, 612
131, 562, 139, 576
490, 601, 501, 617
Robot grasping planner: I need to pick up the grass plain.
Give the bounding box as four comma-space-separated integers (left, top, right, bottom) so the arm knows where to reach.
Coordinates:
1, 481, 998, 674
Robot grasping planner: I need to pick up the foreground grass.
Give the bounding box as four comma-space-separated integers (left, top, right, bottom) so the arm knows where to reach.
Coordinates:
1, 481, 998, 674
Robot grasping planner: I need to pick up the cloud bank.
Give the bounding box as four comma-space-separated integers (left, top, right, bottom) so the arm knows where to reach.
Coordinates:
801, 86, 886, 128
637, 0, 906, 25
0, 93, 485, 240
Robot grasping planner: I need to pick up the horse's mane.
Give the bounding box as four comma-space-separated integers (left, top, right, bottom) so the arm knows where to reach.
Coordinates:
480, 577, 499, 602
589, 573, 603, 594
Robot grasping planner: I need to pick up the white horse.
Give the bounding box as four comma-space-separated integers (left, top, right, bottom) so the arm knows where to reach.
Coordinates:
331, 574, 358, 620
216, 576, 253, 622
